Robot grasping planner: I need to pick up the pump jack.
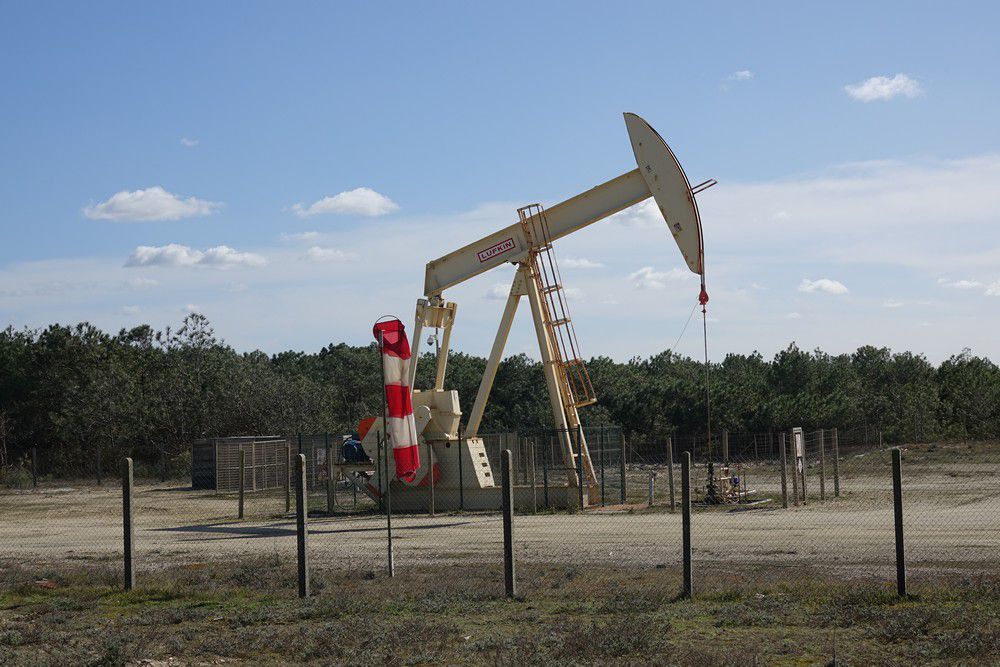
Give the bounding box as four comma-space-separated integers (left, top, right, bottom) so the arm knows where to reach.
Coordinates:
345, 113, 713, 510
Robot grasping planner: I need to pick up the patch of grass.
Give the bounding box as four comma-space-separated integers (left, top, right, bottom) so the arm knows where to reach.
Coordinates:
1, 558, 998, 665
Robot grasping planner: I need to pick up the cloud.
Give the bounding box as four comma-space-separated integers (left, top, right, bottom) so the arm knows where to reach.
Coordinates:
282, 231, 320, 242
180, 137, 199, 147
882, 299, 904, 308
798, 278, 849, 295
728, 70, 753, 81
844, 74, 923, 102
120, 305, 141, 316
84, 187, 221, 221
786, 312, 801, 319
125, 244, 266, 268
125, 277, 159, 289
986, 282, 1000, 296
937, 277, 983, 289
628, 266, 693, 290
485, 283, 510, 300
561, 257, 604, 269
305, 246, 358, 263
292, 187, 398, 218
183, 304, 201, 313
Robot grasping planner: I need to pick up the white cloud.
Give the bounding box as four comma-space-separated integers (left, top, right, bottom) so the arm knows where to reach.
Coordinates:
564, 287, 585, 299
937, 277, 983, 289
292, 187, 398, 218
305, 246, 358, 263
120, 305, 141, 316
729, 70, 753, 81
485, 283, 510, 300
844, 74, 923, 102
786, 312, 801, 319
882, 299, 904, 308
125, 244, 266, 269
84, 187, 220, 222
798, 278, 849, 295
180, 137, 199, 147
282, 231, 320, 242
200, 246, 267, 268
628, 266, 693, 290
183, 304, 201, 313
561, 257, 604, 269
986, 282, 1000, 296
126, 277, 159, 289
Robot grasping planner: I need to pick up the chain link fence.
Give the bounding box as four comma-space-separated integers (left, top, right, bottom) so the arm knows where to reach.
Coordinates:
3, 427, 998, 605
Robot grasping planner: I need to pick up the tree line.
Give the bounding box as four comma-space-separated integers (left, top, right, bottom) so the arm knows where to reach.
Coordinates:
1, 314, 997, 476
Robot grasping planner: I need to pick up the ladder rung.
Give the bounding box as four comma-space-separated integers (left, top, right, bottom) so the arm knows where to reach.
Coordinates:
542, 284, 563, 294
550, 318, 570, 327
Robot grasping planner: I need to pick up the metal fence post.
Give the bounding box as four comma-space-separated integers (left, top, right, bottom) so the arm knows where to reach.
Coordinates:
529, 439, 537, 514
681, 451, 692, 599
501, 449, 516, 598
576, 426, 585, 511
238, 448, 246, 519
325, 433, 334, 514
819, 428, 827, 501
667, 436, 676, 513
384, 434, 394, 577
427, 440, 435, 517
722, 429, 729, 464
295, 453, 310, 598
800, 435, 808, 504
647, 472, 655, 507
284, 441, 291, 513
779, 432, 789, 509
833, 427, 841, 498
122, 457, 135, 591
542, 440, 550, 509
619, 432, 627, 504
790, 430, 799, 507
31, 446, 38, 488
457, 426, 465, 511
892, 448, 906, 597
599, 424, 606, 507
97, 447, 102, 486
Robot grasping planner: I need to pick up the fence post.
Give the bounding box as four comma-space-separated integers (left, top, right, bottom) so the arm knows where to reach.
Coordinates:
427, 440, 435, 517
647, 472, 656, 507
325, 433, 334, 514
529, 439, 537, 514
576, 425, 585, 511
619, 432, 627, 504
790, 430, 799, 507
122, 457, 135, 591
31, 446, 38, 488
501, 449, 516, 598
295, 453, 310, 598
681, 451, 692, 599
722, 429, 729, 464
458, 425, 465, 511
892, 448, 906, 597
779, 432, 789, 509
800, 436, 808, 504
284, 441, 291, 513
542, 440, 550, 509
238, 448, 246, 519
667, 436, 676, 513
599, 425, 606, 507
97, 447, 102, 486
819, 429, 826, 501
832, 427, 841, 498
384, 435, 394, 577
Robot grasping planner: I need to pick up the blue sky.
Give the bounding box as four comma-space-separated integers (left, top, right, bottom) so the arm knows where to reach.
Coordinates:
2, 2, 999, 362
